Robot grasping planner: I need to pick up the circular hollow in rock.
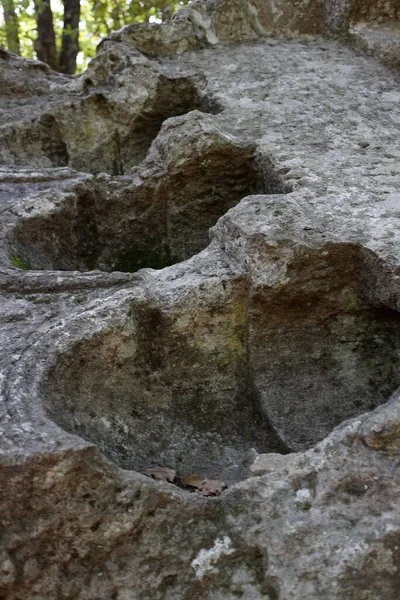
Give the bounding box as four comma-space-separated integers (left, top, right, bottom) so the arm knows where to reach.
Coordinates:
42, 247, 400, 484
0, 76, 221, 175
8, 141, 287, 273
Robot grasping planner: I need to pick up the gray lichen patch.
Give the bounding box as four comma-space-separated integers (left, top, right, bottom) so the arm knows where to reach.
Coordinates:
6, 113, 287, 273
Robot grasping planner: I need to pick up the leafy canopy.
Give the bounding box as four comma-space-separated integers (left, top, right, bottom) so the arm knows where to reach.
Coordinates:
0, 0, 190, 72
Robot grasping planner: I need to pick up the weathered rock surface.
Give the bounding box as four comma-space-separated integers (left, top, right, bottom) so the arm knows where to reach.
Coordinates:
1, 1, 400, 598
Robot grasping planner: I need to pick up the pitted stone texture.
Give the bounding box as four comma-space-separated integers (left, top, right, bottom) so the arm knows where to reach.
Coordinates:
324, 0, 400, 72
2, 5, 400, 600
252, 0, 324, 36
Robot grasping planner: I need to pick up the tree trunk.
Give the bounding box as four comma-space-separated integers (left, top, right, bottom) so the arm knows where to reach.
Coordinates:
59, 0, 80, 74
34, 0, 58, 70
160, 1, 172, 22
1, 0, 20, 54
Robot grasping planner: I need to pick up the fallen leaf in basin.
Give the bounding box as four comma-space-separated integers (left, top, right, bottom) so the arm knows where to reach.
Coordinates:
143, 466, 176, 483
181, 474, 203, 488
142, 467, 229, 496
198, 478, 228, 496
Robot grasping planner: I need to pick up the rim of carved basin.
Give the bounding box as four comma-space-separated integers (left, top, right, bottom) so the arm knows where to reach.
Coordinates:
6, 122, 289, 273
41, 243, 400, 484
0, 73, 222, 175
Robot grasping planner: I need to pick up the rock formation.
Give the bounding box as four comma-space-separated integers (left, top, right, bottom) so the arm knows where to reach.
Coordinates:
1, 0, 400, 598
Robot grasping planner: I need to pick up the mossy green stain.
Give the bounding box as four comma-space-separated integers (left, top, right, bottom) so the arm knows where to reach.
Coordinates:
341, 287, 360, 312
10, 255, 31, 270
230, 505, 246, 518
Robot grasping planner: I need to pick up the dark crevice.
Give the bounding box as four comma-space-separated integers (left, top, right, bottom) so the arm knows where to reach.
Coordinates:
242, 279, 292, 455
112, 129, 124, 176
72, 187, 100, 270
39, 115, 70, 167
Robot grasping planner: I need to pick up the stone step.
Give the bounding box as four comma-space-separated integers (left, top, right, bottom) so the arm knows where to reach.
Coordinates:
349, 21, 400, 71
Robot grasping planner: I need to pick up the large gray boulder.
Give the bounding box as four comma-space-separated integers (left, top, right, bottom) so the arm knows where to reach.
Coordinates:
1, 1, 400, 598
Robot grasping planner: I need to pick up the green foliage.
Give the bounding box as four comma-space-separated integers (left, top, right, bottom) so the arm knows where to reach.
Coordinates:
0, 0, 36, 57
0, 0, 190, 71
10, 255, 31, 270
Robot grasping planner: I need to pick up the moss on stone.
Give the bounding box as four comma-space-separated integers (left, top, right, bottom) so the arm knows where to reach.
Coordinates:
10, 255, 31, 270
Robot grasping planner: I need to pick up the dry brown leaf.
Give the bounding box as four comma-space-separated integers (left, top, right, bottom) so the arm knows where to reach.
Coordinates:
142, 467, 228, 496
180, 474, 203, 488
143, 466, 176, 483
197, 478, 228, 496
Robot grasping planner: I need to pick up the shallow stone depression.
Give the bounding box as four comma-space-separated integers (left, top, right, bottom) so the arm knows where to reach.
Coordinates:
42, 245, 400, 483
8, 144, 286, 272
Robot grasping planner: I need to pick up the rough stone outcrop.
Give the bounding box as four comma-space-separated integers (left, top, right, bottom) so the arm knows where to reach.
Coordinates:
326, 0, 400, 35
1, 1, 400, 599
348, 22, 400, 71
325, 0, 400, 70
